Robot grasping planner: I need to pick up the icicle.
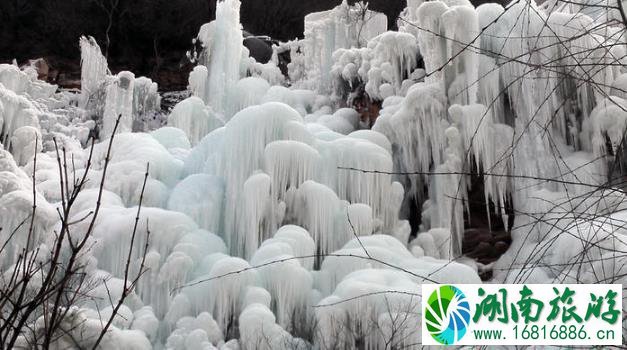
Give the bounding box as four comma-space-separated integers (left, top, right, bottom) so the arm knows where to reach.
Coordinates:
286, 180, 346, 257
429, 126, 465, 257
302, 2, 387, 92
345, 203, 374, 237
477, 56, 503, 124
273, 225, 315, 270
250, 235, 313, 332
188, 65, 208, 103
183, 127, 225, 176
498, 1, 560, 134
398, 0, 425, 39
227, 77, 271, 118
205, 0, 244, 114
101, 71, 135, 139
168, 96, 224, 146
319, 136, 396, 226
219, 102, 307, 249
0, 83, 40, 148
319, 234, 481, 299
167, 174, 224, 235
132, 76, 161, 131
262, 86, 318, 116
611, 73, 627, 99
441, 5, 481, 104
165, 312, 223, 349
373, 82, 448, 202
237, 172, 274, 259
348, 130, 392, 154
183, 256, 259, 334
263, 140, 321, 202
365, 32, 419, 100
316, 254, 478, 350
80, 36, 109, 109
330, 31, 419, 101
0, 149, 55, 269
239, 302, 308, 350
450, 103, 514, 228
315, 269, 422, 350
582, 96, 627, 156
449, 104, 491, 171
476, 3, 505, 56
416, 1, 449, 85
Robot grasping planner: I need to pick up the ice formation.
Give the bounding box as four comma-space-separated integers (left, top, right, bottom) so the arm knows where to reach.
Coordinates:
373, 82, 448, 201
250, 228, 313, 332
300, 1, 388, 92
165, 312, 223, 349
0, 148, 56, 269
3, 0, 627, 348
168, 97, 224, 146
101, 71, 135, 138
133, 77, 162, 129
331, 31, 419, 101
80, 36, 109, 108
195, 0, 244, 114
315, 269, 422, 349
239, 302, 307, 350
0, 79, 39, 150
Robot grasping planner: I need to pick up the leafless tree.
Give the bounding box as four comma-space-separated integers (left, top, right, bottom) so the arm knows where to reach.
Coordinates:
90, 0, 125, 59
0, 115, 151, 349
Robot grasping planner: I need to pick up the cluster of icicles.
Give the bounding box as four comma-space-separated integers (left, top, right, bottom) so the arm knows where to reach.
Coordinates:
1, 0, 627, 348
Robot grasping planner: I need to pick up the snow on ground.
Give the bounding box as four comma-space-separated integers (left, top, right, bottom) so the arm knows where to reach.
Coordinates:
1, 0, 627, 348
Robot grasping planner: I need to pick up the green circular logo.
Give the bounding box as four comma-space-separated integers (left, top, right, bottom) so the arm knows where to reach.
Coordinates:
424, 285, 471, 345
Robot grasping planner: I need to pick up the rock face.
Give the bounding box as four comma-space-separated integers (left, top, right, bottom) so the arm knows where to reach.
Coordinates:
243, 35, 273, 64
352, 88, 383, 128
463, 228, 511, 265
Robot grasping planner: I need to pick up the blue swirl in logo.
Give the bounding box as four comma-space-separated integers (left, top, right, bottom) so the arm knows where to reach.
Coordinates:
424, 285, 471, 345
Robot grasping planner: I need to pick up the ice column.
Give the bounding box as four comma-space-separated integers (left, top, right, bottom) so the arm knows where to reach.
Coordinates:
80, 36, 109, 108
101, 71, 135, 138
205, 0, 244, 114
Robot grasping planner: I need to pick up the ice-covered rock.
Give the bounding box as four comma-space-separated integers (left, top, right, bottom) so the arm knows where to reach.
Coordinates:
166, 312, 223, 349
364, 32, 419, 100
101, 71, 135, 138
183, 256, 259, 335
168, 96, 224, 146
133, 76, 162, 130
239, 303, 308, 350
0, 149, 56, 269
0, 81, 40, 149
10, 126, 42, 166
301, 1, 387, 92
168, 174, 224, 234
250, 232, 313, 332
